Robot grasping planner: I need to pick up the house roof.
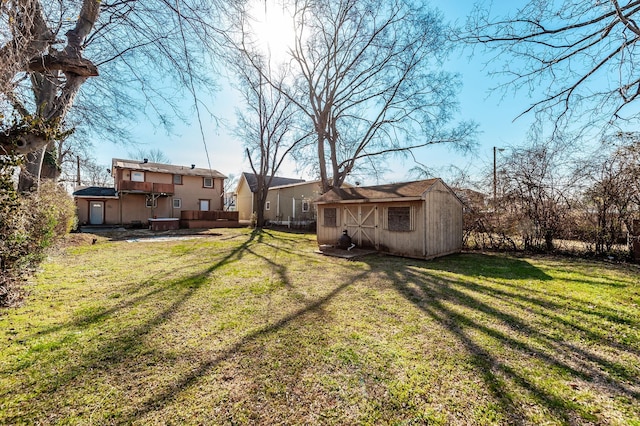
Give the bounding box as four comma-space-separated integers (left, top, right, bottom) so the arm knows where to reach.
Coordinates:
73, 186, 118, 198
112, 158, 226, 179
269, 179, 322, 191
315, 178, 442, 203
241, 172, 306, 193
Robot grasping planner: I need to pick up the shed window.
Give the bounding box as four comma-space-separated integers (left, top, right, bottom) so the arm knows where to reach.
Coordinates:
203, 177, 213, 188
386, 206, 413, 231
323, 207, 337, 227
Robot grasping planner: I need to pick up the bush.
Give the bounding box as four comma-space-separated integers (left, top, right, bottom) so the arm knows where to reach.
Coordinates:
0, 178, 76, 307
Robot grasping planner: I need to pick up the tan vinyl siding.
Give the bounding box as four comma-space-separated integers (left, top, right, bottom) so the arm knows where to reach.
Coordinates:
236, 177, 256, 222
263, 182, 322, 223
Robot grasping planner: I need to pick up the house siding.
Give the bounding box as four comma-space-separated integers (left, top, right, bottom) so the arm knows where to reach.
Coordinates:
75, 159, 226, 226
236, 176, 255, 222
173, 174, 223, 211
264, 182, 322, 223
75, 198, 120, 225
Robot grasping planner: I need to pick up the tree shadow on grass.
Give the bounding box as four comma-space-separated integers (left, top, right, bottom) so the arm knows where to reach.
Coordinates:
16, 230, 263, 344
121, 272, 368, 423
370, 253, 640, 424
1, 229, 366, 423
0, 230, 264, 405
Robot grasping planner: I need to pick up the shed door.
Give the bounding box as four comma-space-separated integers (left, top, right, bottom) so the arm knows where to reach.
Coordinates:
89, 201, 104, 225
344, 205, 378, 249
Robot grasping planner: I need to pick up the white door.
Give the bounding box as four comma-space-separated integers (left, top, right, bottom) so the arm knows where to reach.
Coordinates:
199, 199, 209, 211
89, 201, 104, 225
344, 205, 378, 248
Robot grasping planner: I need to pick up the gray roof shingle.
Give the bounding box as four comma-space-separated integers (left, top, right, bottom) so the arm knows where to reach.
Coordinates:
242, 172, 306, 193
315, 179, 440, 203
112, 158, 226, 179
73, 187, 117, 197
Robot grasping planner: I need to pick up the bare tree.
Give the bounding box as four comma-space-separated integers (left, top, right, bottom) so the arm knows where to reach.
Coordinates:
498, 139, 580, 251
464, 1, 640, 133
0, 1, 224, 190
127, 148, 172, 165
234, 0, 475, 193
231, 51, 305, 226
581, 133, 640, 253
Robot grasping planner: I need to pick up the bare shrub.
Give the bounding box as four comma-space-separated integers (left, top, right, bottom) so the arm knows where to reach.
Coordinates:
0, 169, 76, 307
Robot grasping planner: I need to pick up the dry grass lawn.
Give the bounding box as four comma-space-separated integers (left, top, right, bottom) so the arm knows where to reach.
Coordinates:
0, 228, 639, 425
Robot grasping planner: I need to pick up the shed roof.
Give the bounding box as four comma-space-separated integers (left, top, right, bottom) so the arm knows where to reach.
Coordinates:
241, 172, 306, 193
112, 158, 226, 179
315, 178, 442, 204
72, 186, 118, 198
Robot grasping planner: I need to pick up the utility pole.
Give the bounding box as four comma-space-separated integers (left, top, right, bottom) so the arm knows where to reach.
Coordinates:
76, 155, 81, 187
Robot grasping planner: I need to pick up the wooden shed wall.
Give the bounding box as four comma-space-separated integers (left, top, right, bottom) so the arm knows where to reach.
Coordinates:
317, 201, 427, 257
316, 181, 462, 259
317, 204, 344, 245
424, 181, 463, 257
375, 201, 425, 257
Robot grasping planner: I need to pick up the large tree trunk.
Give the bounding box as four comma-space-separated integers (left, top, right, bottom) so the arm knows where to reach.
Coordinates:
17, 150, 44, 193
1, 0, 100, 158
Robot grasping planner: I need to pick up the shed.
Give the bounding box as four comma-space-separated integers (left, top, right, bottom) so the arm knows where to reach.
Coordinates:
315, 178, 463, 260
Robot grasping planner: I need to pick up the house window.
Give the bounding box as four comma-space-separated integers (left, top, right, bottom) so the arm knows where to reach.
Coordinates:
199, 199, 210, 211
145, 196, 157, 208
386, 206, 413, 231
131, 171, 144, 182
203, 177, 213, 188
173, 174, 182, 185
323, 207, 337, 227
173, 198, 182, 209
302, 200, 310, 212
265, 201, 270, 211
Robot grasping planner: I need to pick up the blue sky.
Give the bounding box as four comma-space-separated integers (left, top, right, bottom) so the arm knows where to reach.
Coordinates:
92, 0, 532, 186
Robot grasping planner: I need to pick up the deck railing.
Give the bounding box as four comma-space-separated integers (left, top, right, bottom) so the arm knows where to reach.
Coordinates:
180, 210, 239, 221
118, 180, 174, 194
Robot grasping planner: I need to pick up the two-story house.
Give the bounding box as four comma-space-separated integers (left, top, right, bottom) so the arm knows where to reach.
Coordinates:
74, 158, 226, 227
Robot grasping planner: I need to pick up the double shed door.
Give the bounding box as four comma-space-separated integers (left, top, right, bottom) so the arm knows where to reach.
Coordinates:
344, 205, 378, 249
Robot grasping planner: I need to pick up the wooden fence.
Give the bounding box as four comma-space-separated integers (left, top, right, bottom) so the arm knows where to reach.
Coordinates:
179, 210, 240, 228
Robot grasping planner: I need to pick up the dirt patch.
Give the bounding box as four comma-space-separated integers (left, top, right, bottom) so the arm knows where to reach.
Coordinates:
60, 233, 104, 248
